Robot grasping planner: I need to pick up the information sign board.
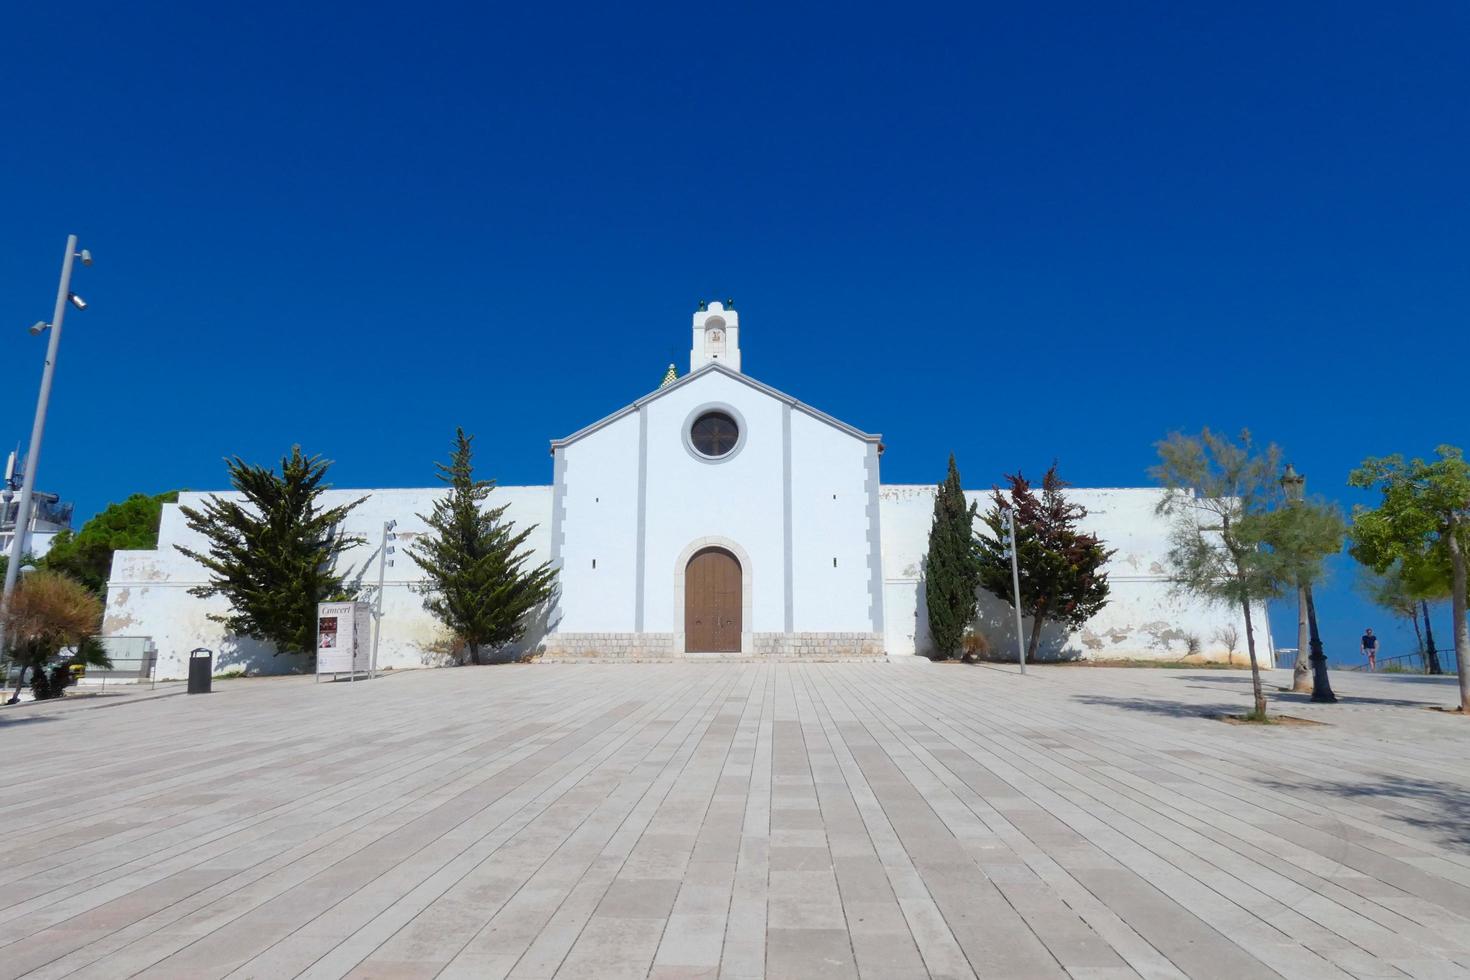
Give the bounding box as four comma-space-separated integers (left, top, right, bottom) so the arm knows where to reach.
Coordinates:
316, 601, 373, 678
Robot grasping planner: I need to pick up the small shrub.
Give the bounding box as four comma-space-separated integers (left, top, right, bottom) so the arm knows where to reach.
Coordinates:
1212, 624, 1240, 659
3, 572, 106, 701
961, 630, 992, 663
1183, 633, 1202, 658
28, 663, 77, 701
29, 666, 54, 700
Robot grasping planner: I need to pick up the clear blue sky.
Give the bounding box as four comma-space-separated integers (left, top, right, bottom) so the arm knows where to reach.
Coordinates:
3, 2, 1466, 666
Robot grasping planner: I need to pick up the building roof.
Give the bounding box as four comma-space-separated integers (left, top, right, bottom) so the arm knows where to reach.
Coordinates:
549, 361, 883, 452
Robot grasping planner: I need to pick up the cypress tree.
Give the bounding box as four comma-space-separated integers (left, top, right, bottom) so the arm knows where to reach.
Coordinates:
177, 447, 365, 658
410, 428, 557, 665
925, 454, 979, 659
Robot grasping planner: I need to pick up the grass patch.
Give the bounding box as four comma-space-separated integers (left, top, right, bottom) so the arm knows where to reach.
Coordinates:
931, 657, 1250, 669
1056, 658, 1249, 670
1217, 712, 1323, 727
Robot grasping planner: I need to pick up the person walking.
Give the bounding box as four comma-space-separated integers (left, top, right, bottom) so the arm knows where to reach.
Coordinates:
1361, 627, 1378, 672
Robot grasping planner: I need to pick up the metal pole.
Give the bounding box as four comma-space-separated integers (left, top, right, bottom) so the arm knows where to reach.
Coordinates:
1304, 582, 1337, 702
1007, 509, 1026, 674
370, 519, 391, 679
0, 235, 79, 656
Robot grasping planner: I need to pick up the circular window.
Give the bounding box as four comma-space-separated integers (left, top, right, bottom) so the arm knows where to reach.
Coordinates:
690, 411, 740, 458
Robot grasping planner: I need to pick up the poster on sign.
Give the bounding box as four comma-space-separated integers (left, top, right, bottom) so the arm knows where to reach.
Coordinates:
316, 601, 372, 677
352, 602, 372, 671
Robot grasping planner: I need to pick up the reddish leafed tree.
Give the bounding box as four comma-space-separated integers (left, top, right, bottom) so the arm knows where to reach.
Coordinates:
975, 464, 1114, 663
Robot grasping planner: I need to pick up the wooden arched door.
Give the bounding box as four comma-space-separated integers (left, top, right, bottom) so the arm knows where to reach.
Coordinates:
685, 547, 742, 652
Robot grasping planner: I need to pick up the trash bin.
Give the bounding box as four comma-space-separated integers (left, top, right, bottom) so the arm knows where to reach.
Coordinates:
188, 648, 213, 694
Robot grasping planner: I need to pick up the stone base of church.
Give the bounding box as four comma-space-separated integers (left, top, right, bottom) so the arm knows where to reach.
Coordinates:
537, 631, 884, 661
539, 632, 677, 660
751, 632, 884, 658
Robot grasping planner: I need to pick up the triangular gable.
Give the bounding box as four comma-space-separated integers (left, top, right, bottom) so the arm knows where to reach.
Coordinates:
550, 362, 882, 452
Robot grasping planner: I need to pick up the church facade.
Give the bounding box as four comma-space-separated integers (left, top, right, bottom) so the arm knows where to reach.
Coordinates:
102, 303, 1269, 677
547, 303, 883, 659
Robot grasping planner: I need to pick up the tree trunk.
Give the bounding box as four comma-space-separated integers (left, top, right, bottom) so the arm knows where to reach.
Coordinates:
1025, 601, 1047, 664
1241, 597, 1267, 718
1292, 584, 1312, 692
1445, 523, 1468, 712
1423, 601, 1442, 675
467, 642, 480, 667
1410, 608, 1425, 670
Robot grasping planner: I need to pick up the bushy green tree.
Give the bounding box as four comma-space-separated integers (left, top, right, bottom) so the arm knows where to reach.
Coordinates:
975, 465, 1113, 663
1258, 481, 1345, 697
1153, 429, 1284, 720
42, 491, 179, 596
409, 429, 556, 665
1349, 446, 1470, 710
924, 454, 979, 660
176, 448, 364, 659
1360, 563, 1442, 673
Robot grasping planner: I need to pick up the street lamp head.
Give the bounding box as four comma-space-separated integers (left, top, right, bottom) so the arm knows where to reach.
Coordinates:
78, 249, 93, 266
1280, 462, 1305, 502
28, 321, 49, 336
68, 293, 87, 311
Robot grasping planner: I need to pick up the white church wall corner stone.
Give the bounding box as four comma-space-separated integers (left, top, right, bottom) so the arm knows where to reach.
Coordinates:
863, 441, 885, 638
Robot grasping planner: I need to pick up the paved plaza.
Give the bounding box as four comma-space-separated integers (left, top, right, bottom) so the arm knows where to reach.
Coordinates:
1, 663, 1468, 979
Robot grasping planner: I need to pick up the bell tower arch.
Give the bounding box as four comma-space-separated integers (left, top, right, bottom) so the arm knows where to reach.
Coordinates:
690, 300, 741, 373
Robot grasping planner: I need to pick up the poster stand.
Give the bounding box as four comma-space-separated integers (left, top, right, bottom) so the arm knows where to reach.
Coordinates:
316, 601, 374, 682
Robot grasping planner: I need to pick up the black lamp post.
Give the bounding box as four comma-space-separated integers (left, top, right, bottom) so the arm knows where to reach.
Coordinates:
1281, 464, 1337, 703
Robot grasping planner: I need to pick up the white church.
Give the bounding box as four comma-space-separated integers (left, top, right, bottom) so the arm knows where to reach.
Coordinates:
102, 303, 1268, 677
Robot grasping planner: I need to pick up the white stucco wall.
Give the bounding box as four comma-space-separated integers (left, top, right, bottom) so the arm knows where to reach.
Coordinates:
104, 475, 1270, 671
554, 411, 641, 632
104, 486, 552, 679
788, 410, 874, 632
879, 485, 1274, 662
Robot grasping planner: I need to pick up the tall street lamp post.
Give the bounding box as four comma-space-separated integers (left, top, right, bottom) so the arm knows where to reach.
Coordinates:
370, 519, 398, 679
0, 235, 91, 664
1281, 464, 1337, 703
1004, 507, 1027, 674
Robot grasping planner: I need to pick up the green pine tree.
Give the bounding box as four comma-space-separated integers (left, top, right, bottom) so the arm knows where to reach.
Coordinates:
176, 447, 365, 659
924, 454, 980, 660
1153, 429, 1285, 720
410, 428, 557, 665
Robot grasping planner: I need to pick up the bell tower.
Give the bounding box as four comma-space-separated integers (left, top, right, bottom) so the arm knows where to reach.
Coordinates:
690, 301, 741, 373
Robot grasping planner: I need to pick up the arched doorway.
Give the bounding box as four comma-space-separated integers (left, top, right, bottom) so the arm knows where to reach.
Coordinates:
684, 547, 742, 652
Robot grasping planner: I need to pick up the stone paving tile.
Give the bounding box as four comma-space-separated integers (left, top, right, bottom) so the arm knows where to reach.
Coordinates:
1, 664, 1468, 978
